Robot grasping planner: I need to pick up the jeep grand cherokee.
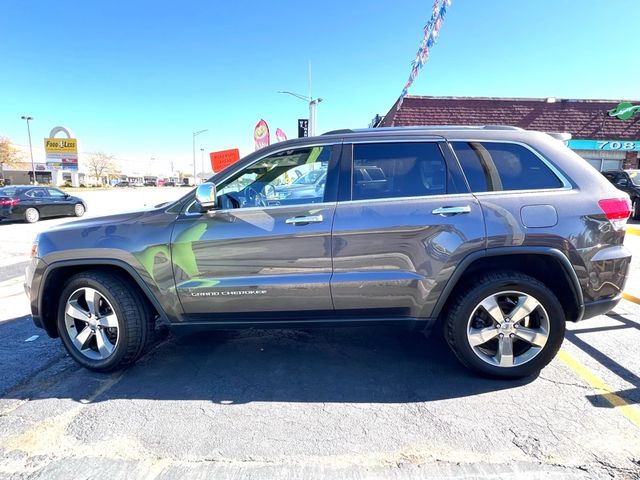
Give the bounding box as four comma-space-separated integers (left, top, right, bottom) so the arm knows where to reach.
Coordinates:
24, 126, 632, 378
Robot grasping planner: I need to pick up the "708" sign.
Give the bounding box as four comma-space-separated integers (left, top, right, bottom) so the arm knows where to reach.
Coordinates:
568, 139, 640, 152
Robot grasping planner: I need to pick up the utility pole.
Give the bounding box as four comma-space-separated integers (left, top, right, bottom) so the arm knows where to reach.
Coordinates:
278, 61, 322, 136
192, 129, 208, 185
200, 148, 205, 183
277, 92, 323, 136
20, 116, 35, 184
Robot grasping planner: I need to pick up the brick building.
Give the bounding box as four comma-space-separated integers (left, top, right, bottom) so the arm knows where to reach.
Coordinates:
377, 96, 640, 171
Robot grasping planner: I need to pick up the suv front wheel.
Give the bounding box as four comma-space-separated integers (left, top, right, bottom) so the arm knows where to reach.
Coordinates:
445, 272, 565, 378
57, 271, 151, 372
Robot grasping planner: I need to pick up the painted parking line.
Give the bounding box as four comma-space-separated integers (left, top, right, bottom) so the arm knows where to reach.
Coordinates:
623, 292, 640, 305
557, 349, 640, 428
626, 225, 640, 236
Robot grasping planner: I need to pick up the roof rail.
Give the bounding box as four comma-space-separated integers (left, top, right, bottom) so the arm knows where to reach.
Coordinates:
321, 129, 354, 135
323, 125, 525, 135
481, 125, 523, 131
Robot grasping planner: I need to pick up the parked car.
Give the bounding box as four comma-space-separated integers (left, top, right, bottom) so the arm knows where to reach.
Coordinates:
143, 181, 157, 187
164, 181, 176, 187
114, 181, 131, 188
25, 126, 632, 377
0, 186, 86, 223
272, 168, 327, 200
602, 170, 640, 219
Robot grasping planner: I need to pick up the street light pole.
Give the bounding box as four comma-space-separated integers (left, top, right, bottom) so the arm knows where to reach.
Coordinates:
192, 129, 208, 185
200, 148, 205, 183
277, 91, 323, 137
20, 116, 35, 184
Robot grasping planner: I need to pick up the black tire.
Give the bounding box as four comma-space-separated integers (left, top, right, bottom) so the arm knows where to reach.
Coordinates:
74, 203, 86, 217
24, 207, 39, 223
444, 271, 565, 379
57, 271, 151, 372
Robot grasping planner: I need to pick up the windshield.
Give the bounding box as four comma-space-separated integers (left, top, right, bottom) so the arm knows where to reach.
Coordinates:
628, 170, 640, 186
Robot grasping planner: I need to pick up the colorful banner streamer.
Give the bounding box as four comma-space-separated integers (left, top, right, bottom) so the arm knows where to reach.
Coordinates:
275, 128, 288, 142
254, 119, 270, 150
400, 0, 451, 98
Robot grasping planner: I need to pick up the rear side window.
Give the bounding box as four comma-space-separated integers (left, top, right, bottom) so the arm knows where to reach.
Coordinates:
0, 187, 18, 197
352, 142, 449, 200
27, 188, 49, 198
452, 142, 563, 192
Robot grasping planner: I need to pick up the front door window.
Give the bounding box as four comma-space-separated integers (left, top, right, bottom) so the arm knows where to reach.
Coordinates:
215, 146, 331, 209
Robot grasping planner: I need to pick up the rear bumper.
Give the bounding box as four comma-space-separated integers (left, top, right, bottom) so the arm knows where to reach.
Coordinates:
582, 294, 622, 321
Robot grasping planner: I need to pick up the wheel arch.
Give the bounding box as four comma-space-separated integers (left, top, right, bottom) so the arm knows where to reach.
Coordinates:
39, 260, 169, 338
432, 247, 584, 323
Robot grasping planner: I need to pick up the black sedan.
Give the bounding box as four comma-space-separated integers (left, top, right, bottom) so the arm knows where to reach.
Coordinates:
0, 186, 87, 223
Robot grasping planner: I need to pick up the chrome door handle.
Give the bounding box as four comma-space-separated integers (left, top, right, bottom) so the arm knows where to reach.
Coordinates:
431, 206, 471, 216
285, 214, 324, 225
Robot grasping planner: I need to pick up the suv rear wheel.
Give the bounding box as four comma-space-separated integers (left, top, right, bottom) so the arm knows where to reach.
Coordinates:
632, 199, 640, 220
57, 271, 151, 372
445, 272, 565, 378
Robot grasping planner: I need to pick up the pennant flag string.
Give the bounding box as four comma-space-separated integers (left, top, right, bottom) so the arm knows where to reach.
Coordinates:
400, 0, 451, 99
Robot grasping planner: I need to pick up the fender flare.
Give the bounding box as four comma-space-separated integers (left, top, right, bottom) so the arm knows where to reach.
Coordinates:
430, 247, 584, 321
39, 258, 172, 333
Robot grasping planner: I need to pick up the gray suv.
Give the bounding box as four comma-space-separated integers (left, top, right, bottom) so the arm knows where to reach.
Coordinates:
24, 126, 633, 378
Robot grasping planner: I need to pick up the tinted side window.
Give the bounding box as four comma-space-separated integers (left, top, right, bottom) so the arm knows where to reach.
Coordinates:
452, 142, 563, 192
352, 143, 448, 200
25, 188, 46, 198
47, 188, 66, 197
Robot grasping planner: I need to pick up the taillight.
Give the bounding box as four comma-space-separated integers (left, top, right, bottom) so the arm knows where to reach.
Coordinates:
598, 198, 631, 224
0, 198, 19, 207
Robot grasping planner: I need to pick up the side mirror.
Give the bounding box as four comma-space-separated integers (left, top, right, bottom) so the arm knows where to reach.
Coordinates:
616, 179, 629, 187
195, 182, 217, 209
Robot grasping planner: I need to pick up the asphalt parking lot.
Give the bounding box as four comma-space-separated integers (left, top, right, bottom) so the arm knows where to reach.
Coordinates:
0, 189, 639, 479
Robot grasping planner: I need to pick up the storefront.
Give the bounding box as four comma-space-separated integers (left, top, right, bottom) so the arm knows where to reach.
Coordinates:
1, 162, 83, 186
377, 96, 640, 171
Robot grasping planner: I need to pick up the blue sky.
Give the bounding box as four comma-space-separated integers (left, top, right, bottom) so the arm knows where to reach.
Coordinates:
1, 0, 639, 174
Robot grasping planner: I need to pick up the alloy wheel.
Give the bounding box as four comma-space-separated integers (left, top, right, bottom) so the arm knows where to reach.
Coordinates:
64, 287, 120, 360
466, 290, 550, 368
25, 208, 39, 223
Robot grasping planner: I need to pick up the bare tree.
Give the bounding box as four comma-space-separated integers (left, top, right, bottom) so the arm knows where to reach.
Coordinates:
0, 137, 23, 181
86, 152, 116, 185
